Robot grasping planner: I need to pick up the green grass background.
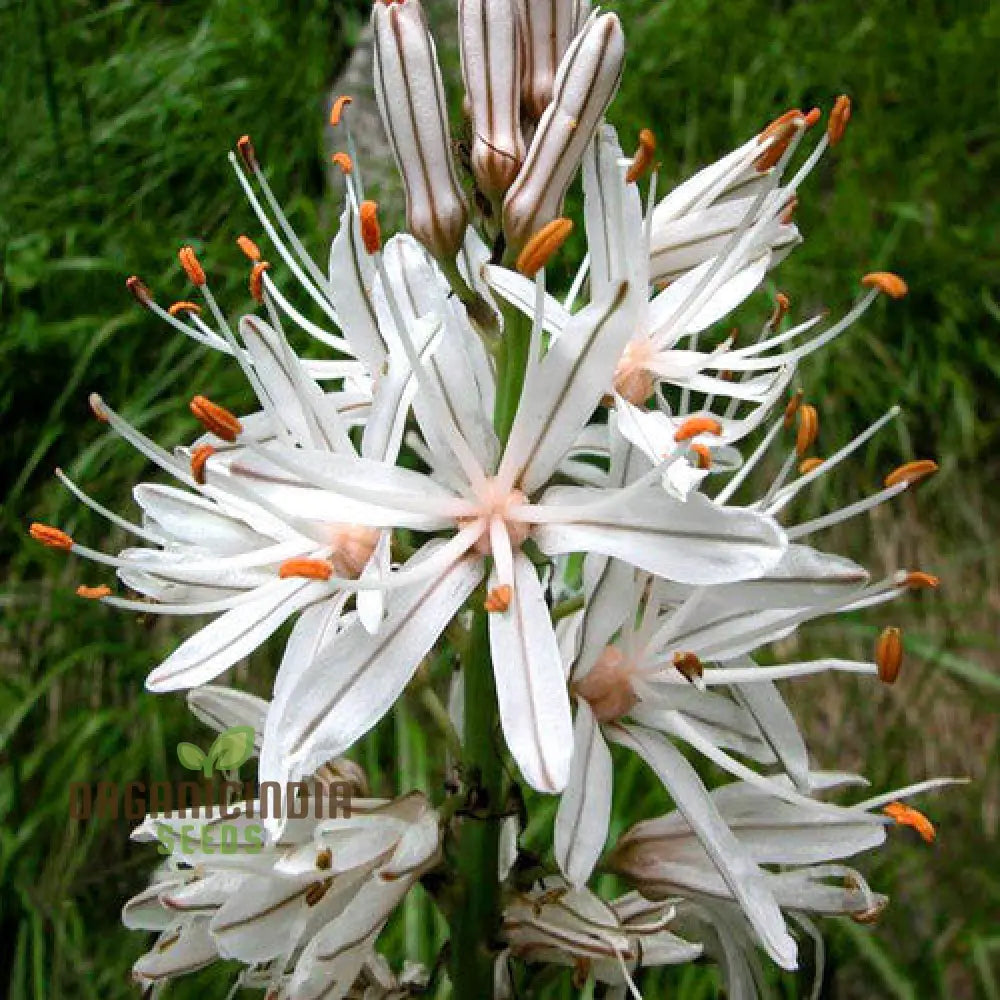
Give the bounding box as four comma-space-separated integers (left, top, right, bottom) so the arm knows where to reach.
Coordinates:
1, 0, 998, 997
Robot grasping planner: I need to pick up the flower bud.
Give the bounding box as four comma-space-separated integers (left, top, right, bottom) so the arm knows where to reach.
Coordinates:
516, 0, 587, 121
372, 0, 468, 261
502, 11, 625, 251
460, 0, 526, 199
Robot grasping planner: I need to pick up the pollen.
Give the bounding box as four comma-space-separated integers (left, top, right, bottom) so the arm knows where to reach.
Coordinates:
674, 416, 723, 442
178, 246, 206, 287
690, 443, 712, 470
359, 200, 382, 255
625, 128, 656, 184
237, 235, 261, 261
190, 444, 216, 485
904, 570, 940, 590
862, 271, 908, 299
515, 217, 574, 278
672, 651, 704, 682
828, 95, 852, 146
331, 151, 353, 175
795, 404, 819, 456
799, 456, 824, 475
30, 523, 74, 550
875, 626, 903, 684
484, 585, 513, 613
279, 558, 334, 581
883, 801, 936, 843
884, 459, 938, 489
190, 395, 243, 442
250, 261, 272, 303
168, 300, 202, 318
77, 584, 111, 600
236, 134, 257, 169
783, 388, 804, 429
329, 94, 354, 127
126, 275, 152, 306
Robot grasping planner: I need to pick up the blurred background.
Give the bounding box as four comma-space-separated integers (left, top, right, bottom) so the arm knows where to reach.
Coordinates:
1, 0, 998, 997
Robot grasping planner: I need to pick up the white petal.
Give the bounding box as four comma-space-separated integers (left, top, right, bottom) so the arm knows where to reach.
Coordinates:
187, 685, 268, 744
484, 264, 571, 338
732, 676, 811, 792
488, 551, 574, 793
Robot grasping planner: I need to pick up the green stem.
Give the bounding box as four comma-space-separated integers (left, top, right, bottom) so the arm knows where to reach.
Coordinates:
448, 306, 532, 996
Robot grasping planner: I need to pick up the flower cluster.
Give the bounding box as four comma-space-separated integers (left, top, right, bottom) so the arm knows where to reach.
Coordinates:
33, 1, 952, 996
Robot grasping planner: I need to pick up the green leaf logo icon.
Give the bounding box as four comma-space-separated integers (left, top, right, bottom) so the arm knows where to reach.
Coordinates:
177, 742, 207, 772
207, 726, 256, 772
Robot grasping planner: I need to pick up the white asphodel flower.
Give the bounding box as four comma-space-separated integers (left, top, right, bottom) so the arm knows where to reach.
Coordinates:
500, 877, 701, 998
232, 217, 788, 800
125, 782, 440, 999
607, 772, 951, 983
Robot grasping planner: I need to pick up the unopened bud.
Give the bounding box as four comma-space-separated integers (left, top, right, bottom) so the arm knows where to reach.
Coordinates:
460, 0, 525, 199
503, 12, 625, 251
517, 0, 582, 121
372, 0, 468, 260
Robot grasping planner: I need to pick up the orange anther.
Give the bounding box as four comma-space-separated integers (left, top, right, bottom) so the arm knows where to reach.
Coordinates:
803, 107, 822, 128
330, 95, 354, 127
30, 523, 73, 550
250, 261, 272, 303
691, 443, 712, 470
799, 457, 824, 475
780, 194, 799, 224
88, 393, 109, 423
759, 108, 802, 141
484, 584, 513, 613
331, 152, 353, 175
236, 134, 257, 169
904, 571, 940, 590
126, 275, 152, 306
190, 395, 243, 442
178, 246, 206, 286
515, 217, 574, 278
77, 584, 111, 600
827, 95, 852, 146
769, 292, 791, 328
237, 235, 261, 261
875, 626, 903, 684
168, 300, 202, 318
795, 404, 819, 456
783, 388, 804, 429
883, 801, 936, 843
862, 271, 908, 299
884, 460, 938, 489
625, 128, 657, 184
359, 200, 381, 255
190, 444, 216, 485
673, 416, 723, 442
672, 651, 703, 681
279, 558, 334, 581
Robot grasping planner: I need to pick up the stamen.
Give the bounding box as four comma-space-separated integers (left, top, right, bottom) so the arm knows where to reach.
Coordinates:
861, 271, 908, 299
875, 626, 903, 684
330, 152, 353, 175
77, 584, 111, 600
190, 444, 216, 485
316, 847, 333, 870
799, 457, 824, 475
883, 801, 935, 843
304, 878, 333, 907
690, 443, 712, 470
30, 523, 73, 550
673, 416, 722, 442
168, 300, 202, 318
756, 118, 800, 172
515, 217, 574, 277
803, 107, 822, 128
884, 459, 937, 488
827, 95, 852, 146
769, 292, 790, 329
484, 584, 513, 613
190, 395, 243, 442
625, 128, 656, 184
237, 235, 261, 261
904, 571, 939, 590
126, 275, 153, 306
236, 134, 257, 169
55, 468, 166, 545
178, 246, 206, 287
329, 94, 353, 127
279, 558, 333, 582
359, 200, 381, 254
672, 651, 703, 682
89, 395, 109, 422
249, 261, 271, 303
783, 389, 804, 428
795, 404, 819, 456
